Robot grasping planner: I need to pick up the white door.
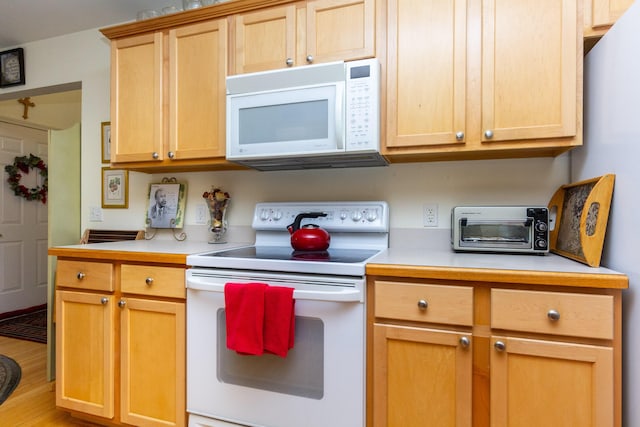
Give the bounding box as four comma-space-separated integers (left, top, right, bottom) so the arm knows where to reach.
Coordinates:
0, 121, 49, 314
47, 123, 81, 380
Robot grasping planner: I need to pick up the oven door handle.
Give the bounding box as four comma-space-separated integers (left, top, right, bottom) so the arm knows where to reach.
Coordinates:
187, 278, 363, 302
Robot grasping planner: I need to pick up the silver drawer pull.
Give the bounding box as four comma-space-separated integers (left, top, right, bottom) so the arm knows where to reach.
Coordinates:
459, 336, 470, 348
76, 272, 85, 280
100, 297, 108, 305
494, 341, 506, 352
547, 309, 561, 321
118, 300, 126, 308
145, 277, 154, 286
417, 299, 428, 310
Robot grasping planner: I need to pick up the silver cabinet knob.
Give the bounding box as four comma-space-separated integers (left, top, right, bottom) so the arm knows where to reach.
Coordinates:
547, 309, 561, 321
285, 58, 294, 66
118, 300, 126, 308
100, 297, 109, 305
306, 55, 314, 63
459, 336, 470, 348
152, 152, 159, 159
484, 130, 494, 139
76, 272, 85, 280
168, 151, 175, 159
417, 299, 428, 310
145, 277, 154, 286
494, 341, 506, 352
455, 131, 464, 141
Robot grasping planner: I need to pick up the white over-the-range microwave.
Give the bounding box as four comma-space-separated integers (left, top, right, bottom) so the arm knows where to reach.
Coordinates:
225, 58, 387, 171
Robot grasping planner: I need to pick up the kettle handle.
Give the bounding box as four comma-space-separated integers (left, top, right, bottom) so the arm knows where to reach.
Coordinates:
287, 212, 328, 232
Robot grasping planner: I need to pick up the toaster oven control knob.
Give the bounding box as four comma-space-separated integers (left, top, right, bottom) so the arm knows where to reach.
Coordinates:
455, 131, 464, 141
535, 221, 548, 232
484, 130, 494, 139
535, 238, 547, 249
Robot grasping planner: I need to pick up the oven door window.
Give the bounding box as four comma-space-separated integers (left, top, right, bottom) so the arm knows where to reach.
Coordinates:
460, 220, 532, 248
217, 309, 324, 399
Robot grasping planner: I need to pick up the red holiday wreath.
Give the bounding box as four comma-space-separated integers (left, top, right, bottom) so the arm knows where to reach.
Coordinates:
4, 154, 48, 204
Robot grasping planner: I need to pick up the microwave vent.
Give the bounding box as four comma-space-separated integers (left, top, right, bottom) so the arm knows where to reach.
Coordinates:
229, 152, 389, 171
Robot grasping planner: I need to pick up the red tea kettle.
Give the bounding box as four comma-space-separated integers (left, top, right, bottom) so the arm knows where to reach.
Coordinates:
287, 212, 330, 251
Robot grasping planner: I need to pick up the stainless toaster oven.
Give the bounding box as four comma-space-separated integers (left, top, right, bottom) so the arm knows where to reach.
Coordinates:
451, 206, 549, 254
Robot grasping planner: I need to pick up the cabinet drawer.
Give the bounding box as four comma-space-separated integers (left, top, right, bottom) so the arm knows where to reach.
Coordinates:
56, 260, 114, 291
491, 289, 614, 339
121, 264, 185, 299
374, 281, 473, 326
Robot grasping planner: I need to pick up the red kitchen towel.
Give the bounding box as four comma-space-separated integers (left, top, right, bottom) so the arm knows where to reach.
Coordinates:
263, 286, 296, 357
224, 282, 267, 355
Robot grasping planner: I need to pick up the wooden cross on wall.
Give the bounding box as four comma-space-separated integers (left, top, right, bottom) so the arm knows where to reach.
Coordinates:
18, 97, 35, 119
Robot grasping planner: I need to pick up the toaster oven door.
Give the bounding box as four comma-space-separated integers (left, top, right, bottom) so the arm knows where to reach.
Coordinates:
457, 220, 534, 250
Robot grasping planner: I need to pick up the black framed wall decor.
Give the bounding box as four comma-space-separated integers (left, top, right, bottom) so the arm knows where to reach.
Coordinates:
0, 48, 25, 88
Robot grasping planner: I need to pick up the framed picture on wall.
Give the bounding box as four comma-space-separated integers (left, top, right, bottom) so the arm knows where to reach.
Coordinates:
0, 48, 25, 88
101, 121, 111, 163
101, 167, 128, 209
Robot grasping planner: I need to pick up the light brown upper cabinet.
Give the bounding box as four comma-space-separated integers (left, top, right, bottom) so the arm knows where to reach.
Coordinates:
232, 0, 375, 74
584, 0, 634, 38
109, 19, 231, 171
384, 0, 583, 162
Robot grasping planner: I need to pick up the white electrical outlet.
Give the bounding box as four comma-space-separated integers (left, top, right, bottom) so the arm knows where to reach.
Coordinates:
423, 203, 438, 227
195, 204, 208, 224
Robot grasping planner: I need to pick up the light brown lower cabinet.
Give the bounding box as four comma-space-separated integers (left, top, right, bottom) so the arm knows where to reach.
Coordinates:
368, 278, 624, 427
55, 259, 186, 427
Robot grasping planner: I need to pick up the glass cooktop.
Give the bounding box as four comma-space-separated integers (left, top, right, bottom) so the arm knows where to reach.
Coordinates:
202, 246, 380, 264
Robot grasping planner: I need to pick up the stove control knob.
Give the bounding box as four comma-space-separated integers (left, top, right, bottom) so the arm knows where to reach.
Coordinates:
340, 210, 349, 220
272, 210, 283, 221
351, 210, 363, 222
365, 209, 378, 222
259, 209, 270, 221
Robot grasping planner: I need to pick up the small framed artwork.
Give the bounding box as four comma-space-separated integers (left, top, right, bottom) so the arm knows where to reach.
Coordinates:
145, 181, 187, 229
101, 121, 111, 163
101, 167, 129, 209
0, 48, 25, 88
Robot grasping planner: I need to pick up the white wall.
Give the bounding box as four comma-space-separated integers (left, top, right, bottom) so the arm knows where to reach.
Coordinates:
0, 26, 570, 237
573, 2, 640, 425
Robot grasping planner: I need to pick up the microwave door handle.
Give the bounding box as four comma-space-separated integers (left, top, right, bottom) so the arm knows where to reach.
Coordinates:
335, 83, 345, 150
186, 277, 362, 302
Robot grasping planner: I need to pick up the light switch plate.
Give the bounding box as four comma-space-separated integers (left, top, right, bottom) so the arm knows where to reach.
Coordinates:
90, 206, 103, 222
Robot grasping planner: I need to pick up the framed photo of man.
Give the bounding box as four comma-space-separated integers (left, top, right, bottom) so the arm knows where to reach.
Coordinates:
146, 182, 186, 229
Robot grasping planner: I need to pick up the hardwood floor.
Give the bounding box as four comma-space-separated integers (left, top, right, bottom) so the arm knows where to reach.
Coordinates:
0, 336, 98, 426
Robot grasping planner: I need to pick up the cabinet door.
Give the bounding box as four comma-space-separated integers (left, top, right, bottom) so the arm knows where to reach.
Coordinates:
589, 0, 633, 28
111, 32, 164, 163
481, 0, 578, 143
120, 297, 186, 427
373, 324, 472, 427
170, 19, 228, 160
55, 290, 115, 418
233, 5, 296, 74
305, 0, 375, 64
491, 336, 613, 427
386, 0, 467, 148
